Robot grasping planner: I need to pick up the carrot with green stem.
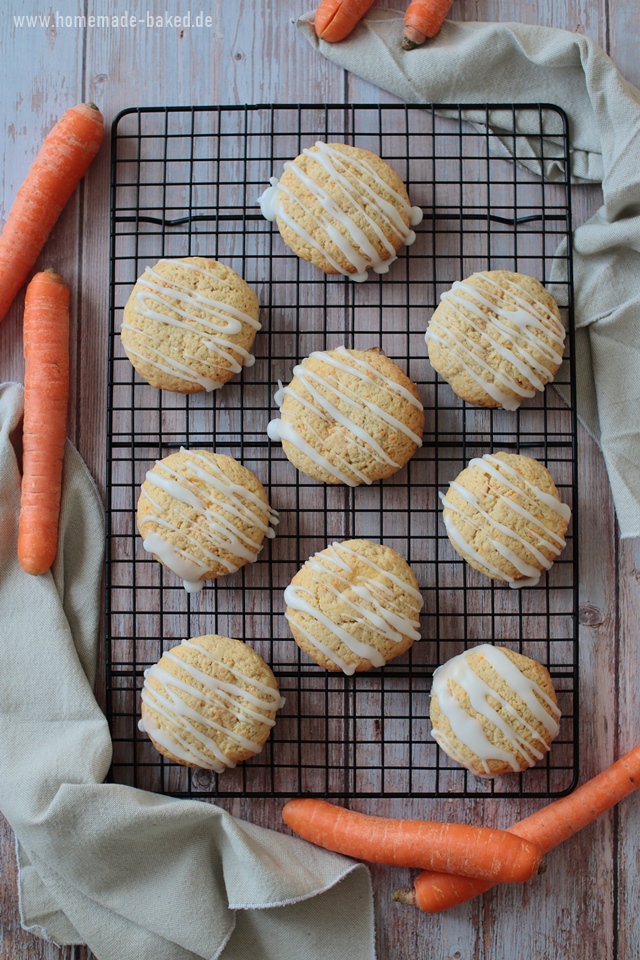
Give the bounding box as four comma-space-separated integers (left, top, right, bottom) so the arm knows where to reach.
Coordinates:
282, 798, 543, 883
402, 0, 453, 50
394, 742, 640, 912
18, 270, 70, 576
0, 102, 103, 324
314, 0, 376, 42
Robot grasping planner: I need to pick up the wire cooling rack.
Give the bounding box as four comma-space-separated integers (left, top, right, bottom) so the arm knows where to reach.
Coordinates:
106, 103, 578, 799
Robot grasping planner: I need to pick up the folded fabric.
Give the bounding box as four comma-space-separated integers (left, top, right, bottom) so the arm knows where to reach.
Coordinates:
0, 382, 375, 960
296, 10, 640, 538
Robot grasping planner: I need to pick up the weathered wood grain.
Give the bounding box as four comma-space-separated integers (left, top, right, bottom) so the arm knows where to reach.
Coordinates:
1, 1, 639, 959
608, 0, 640, 84
617, 538, 640, 960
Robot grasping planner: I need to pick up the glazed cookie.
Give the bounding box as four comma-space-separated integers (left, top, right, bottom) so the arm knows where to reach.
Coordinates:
425, 271, 565, 409
440, 452, 571, 587
284, 539, 423, 674
430, 644, 561, 777
120, 257, 260, 393
139, 635, 285, 772
137, 450, 278, 593
259, 141, 423, 280
267, 346, 424, 486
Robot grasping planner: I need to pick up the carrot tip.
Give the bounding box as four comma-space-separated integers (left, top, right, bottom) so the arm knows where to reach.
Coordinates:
19, 557, 52, 576
392, 887, 417, 906
537, 861, 547, 876
402, 24, 427, 48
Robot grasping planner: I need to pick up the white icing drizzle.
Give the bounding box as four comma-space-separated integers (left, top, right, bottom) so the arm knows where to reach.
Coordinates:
258, 142, 423, 281
314, 346, 423, 410
285, 540, 423, 675
139, 637, 285, 772
430, 644, 561, 777
122, 259, 260, 391
121, 331, 221, 392
139, 451, 278, 592
142, 531, 210, 594
469, 455, 571, 524
425, 274, 566, 409
440, 454, 570, 588
267, 347, 423, 486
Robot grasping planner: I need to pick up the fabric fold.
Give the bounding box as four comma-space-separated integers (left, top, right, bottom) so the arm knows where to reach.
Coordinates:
296, 10, 640, 537
0, 382, 375, 959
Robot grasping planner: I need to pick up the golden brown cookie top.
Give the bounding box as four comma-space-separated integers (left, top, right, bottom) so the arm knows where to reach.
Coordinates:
137, 450, 277, 593
425, 271, 565, 409
429, 644, 560, 777
284, 539, 423, 674
440, 452, 570, 586
259, 141, 423, 279
140, 634, 285, 771
121, 257, 260, 393
267, 346, 424, 486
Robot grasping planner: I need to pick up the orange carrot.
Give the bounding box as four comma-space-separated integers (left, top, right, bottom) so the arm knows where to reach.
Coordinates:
0, 102, 103, 324
17, 270, 70, 576
314, 0, 376, 42
394, 742, 640, 912
402, 0, 453, 50
282, 798, 543, 883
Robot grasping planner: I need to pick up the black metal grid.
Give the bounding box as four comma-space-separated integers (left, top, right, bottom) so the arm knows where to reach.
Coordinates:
106, 103, 579, 799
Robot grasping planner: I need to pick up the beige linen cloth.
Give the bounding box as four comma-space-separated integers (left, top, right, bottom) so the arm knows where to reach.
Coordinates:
297, 10, 640, 538
0, 382, 375, 959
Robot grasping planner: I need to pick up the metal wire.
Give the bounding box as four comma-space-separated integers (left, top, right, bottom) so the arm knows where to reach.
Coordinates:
106, 103, 578, 799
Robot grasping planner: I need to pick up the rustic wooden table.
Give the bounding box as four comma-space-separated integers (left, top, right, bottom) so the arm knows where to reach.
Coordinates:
2, 2, 639, 958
